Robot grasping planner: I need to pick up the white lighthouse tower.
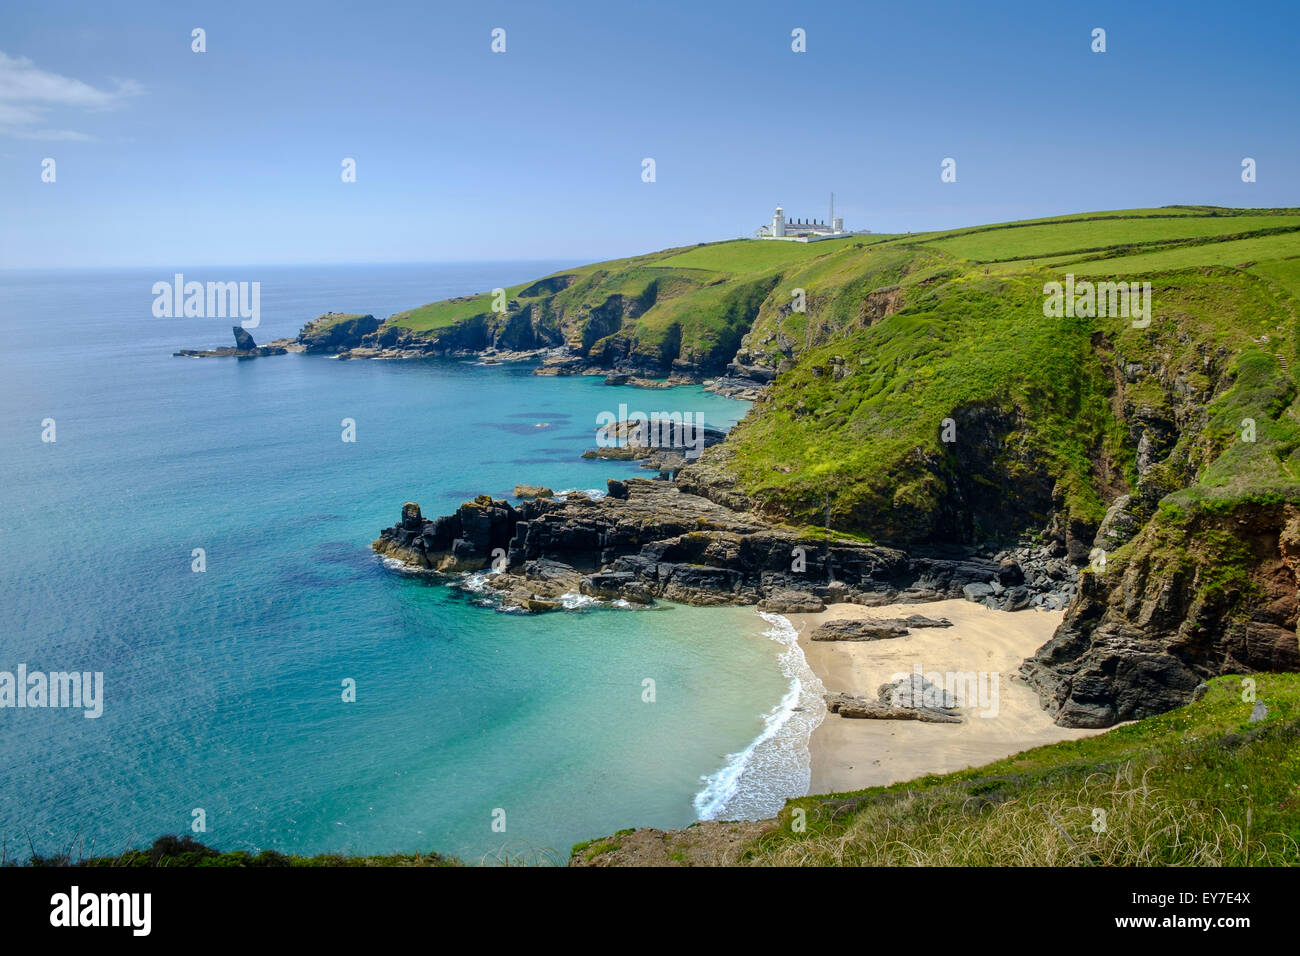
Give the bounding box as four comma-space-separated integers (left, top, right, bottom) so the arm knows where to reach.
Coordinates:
755, 196, 859, 240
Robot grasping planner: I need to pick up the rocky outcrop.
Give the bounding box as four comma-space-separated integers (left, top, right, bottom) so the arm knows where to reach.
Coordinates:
297, 313, 380, 353
513, 485, 554, 499
704, 375, 769, 401
581, 417, 729, 477
757, 591, 825, 613
174, 326, 290, 358
812, 620, 907, 641
1022, 501, 1300, 727
291, 306, 571, 360
372, 479, 1073, 613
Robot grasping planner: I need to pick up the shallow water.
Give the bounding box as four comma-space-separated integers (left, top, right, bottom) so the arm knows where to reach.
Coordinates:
0, 263, 811, 862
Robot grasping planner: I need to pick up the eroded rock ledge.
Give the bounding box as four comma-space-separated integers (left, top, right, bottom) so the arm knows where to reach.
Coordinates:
371, 478, 1073, 612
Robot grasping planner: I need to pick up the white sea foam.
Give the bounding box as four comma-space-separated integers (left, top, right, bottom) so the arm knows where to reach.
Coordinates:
558, 591, 598, 610
460, 571, 492, 592
692, 611, 827, 822
555, 487, 607, 500
379, 556, 433, 576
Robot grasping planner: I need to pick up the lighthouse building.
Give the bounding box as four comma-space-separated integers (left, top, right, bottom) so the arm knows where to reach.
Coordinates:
754, 196, 859, 242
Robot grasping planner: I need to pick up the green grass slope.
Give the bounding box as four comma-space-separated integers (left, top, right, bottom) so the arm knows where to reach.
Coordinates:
741, 674, 1300, 866
684, 206, 1300, 548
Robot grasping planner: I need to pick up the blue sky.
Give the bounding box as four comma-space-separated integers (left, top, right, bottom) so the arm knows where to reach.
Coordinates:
1, 0, 1297, 268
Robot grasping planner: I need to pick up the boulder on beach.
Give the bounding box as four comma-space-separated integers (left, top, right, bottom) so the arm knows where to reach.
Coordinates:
810, 613, 952, 642
824, 690, 962, 723
810, 619, 909, 642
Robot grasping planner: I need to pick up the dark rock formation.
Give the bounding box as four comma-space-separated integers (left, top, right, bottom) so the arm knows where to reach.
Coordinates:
298, 313, 380, 353
373, 478, 1069, 613
581, 417, 730, 477
810, 614, 952, 642
811, 620, 908, 642
825, 673, 966, 723
704, 375, 769, 401
825, 685, 962, 723
173, 326, 289, 358
758, 591, 825, 613
879, 674, 960, 710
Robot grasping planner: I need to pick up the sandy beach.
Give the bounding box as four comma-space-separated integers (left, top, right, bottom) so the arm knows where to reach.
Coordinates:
784, 599, 1106, 795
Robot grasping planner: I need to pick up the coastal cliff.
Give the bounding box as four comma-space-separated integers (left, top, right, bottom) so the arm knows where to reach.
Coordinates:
357, 207, 1300, 729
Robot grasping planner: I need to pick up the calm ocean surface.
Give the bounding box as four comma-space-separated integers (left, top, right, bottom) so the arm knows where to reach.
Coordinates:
0, 263, 816, 863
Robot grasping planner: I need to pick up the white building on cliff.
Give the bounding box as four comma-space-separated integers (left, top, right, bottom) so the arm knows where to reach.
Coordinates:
754, 194, 864, 242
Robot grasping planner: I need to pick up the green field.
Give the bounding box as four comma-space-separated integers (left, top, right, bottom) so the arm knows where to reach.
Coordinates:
390, 284, 530, 331
1065, 231, 1300, 275
1249, 256, 1300, 301
923, 213, 1300, 262
651, 235, 862, 273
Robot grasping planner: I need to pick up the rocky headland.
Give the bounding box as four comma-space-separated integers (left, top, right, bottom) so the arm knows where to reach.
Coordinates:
372, 478, 1079, 616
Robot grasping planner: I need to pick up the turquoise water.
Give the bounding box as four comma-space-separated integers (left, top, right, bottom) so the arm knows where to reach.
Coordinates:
0, 263, 805, 863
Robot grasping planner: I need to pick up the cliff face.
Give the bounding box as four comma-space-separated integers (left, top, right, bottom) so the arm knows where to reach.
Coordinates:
298, 313, 381, 352
296, 308, 566, 356
291, 242, 870, 375
1023, 501, 1300, 726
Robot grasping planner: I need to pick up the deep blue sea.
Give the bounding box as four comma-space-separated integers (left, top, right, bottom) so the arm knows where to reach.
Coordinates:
0, 263, 821, 864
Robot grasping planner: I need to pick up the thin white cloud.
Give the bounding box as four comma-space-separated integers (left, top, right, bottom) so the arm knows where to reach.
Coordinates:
0, 51, 142, 141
